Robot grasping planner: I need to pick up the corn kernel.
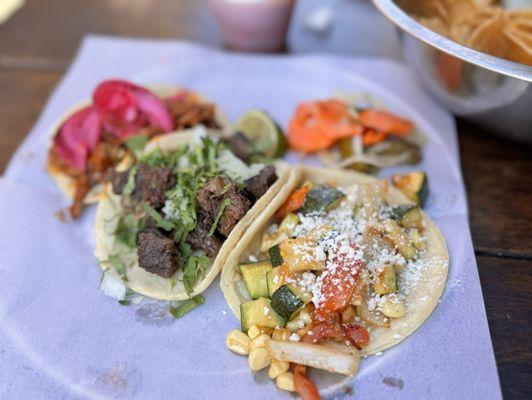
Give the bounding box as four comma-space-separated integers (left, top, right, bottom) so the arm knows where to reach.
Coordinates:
248, 325, 274, 340
226, 329, 250, 355
268, 360, 290, 379
248, 348, 271, 371
272, 328, 291, 341
276, 372, 296, 391
247, 325, 262, 340
382, 298, 405, 318
250, 333, 271, 350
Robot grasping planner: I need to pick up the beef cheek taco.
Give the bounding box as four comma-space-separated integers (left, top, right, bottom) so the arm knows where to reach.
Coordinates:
221, 166, 448, 397
94, 130, 290, 302
47, 79, 228, 219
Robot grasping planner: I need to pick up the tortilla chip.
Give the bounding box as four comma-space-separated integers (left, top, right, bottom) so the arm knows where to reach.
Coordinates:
410, 0, 532, 66
467, 11, 532, 65
398, 0, 447, 18
417, 16, 449, 36
506, 21, 532, 46
503, 28, 532, 65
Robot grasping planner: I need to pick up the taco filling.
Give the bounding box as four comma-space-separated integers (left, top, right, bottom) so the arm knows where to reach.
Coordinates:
47, 80, 223, 219
95, 132, 289, 307
222, 167, 448, 398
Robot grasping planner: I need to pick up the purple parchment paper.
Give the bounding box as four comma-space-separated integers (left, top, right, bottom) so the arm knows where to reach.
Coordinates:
0, 36, 501, 400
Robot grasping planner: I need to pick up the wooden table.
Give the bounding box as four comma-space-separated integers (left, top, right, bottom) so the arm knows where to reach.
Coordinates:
0, 1, 530, 398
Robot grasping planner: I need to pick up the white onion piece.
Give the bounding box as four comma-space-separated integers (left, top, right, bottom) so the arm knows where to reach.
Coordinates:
267, 340, 360, 376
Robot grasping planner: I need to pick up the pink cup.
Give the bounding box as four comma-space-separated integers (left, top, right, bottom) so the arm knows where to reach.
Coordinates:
209, 0, 296, 52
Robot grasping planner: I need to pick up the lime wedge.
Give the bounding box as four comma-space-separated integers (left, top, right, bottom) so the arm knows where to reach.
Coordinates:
234, 110, 287, 158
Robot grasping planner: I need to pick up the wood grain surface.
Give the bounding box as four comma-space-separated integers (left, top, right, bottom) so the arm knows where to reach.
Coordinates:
0, 1, 530, 399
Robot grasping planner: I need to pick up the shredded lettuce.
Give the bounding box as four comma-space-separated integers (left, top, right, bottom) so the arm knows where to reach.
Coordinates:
143, 203, 176, 231
216, 148, 264, 182
122, 166, 137, 197
125, 134, 149, 158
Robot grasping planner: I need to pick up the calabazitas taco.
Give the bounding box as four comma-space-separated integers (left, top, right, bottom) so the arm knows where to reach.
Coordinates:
221, 166, 448, 397
94, 130, 290, 302
47, 79, 228, 219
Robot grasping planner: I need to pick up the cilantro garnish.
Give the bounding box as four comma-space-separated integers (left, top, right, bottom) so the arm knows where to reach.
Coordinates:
169, 295, 205, 319
182, 255, 209, 297
208, 198, 231, 236
101, 254, 126, 276
114, 213, 143, 248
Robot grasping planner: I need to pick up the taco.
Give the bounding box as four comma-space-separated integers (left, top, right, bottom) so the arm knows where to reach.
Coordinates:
46, 79, 228, 219
221, 166, 448, 397
94, 129, 290, 302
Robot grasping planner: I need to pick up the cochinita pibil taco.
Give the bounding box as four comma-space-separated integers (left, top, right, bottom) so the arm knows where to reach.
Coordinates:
94, 130, 291, 303
221, 166, 448, 398
46, 79, 227, 219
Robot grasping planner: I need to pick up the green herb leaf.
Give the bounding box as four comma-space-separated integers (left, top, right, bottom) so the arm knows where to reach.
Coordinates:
125, 134, 149, 158
208, 198, 231, 236
169, 277, 176, 289
143, 203, 175, 231
182, 254, 209, 296
118, 300, 131, 306
115, 213, 142, 248
123, 166, 138, 197
102, 254, 127, 277
169, 295, 205, 319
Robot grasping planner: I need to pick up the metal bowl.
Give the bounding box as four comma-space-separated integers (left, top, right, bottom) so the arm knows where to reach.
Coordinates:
373, 0, 532, 142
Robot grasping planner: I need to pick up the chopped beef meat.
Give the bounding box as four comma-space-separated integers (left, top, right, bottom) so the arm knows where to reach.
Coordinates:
137, 231, 179, 278
133, 164, 176, 209
108, 164, 175, 207
109, 170, 129, 195
196, 177, 227, 224
165, 99, 220, 130
244, 165, 278, 201
186, 215, 223, 257
223, 132, 253, 162
218, 184, 252, 237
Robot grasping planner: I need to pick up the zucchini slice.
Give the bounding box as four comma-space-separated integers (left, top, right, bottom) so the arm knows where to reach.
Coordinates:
267, 267, 313, 302
267, 267, 283, 297
391, 204, 424, 230
373, 264, 397, 295
240, 261, 273, 299
279, 212, 300, 234
391, 171, 429, 207
241, 297, 285, 332
270, 285, 305, 321
383, 220, 418, 260
268, 244, 283, 268
300, 185, 345, 215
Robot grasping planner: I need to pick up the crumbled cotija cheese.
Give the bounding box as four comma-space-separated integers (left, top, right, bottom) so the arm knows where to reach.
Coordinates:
289, 333, 301, 342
